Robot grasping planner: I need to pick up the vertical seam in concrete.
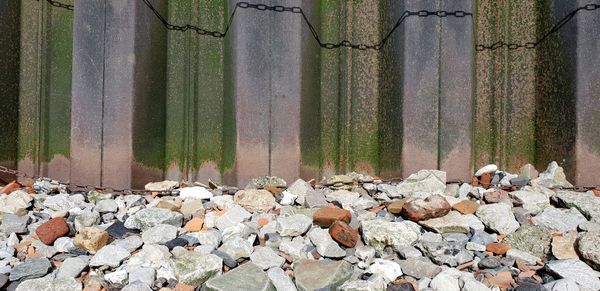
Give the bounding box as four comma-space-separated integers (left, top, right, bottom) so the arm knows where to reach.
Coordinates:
36, 1, 45, 175
100, 0, 107, 185
268, 4, 272, 176
436, 0, 442, 170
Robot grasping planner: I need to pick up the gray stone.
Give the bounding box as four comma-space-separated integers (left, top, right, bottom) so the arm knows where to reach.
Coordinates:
506, 249, 539, 265
399, 258, 442, 279
465, 242, 486, 252
210, 195, 234, 210
188, 229, 221, 248
503, 225, 551, 258
339, 279, 387, 291
546, 259, 600, 291
180, 199, 205, 216
141, 224, 178, 245
476, 203, 520, 235
478, 256, 501, 269
420, 241, 473, 267
124, 207, 183, 231
579, 221, 600, 232
144, 180, 179, 191
325, 175, 354, 185
543, 278, 579, 291
42, 194, 79, 212
470, 231, 496, 246
95, 199, 118, 213
396, 170, 446, 196
555, 191, 600, 222
326, 190, 360, 209
430, 268, 461, 291
278, 237, 310, 260
511, 190, 550, 215
367, 259, 402, 282
378, 183, 403, 198
532, 207, 587, 233
15, 276, 82, 291
267, 267, 297, 291
128, 266, 155, 287
215, 204, 252, 230
53, 237, 74, 253
361, 220, 420, 252
577, 232, 600, 271
205, 262, 274, 291
234, 189, 276, 213
56, 257, 88, 278
0, 214, 29, 234
122, 281, 152, 291
173, 251, 222, 287
419, 211, 471, 233
104, 269, 128, 284
250, 247, 285, 270
218, 236, 253, 260
520, 164, 539, 179
89, 245, 130, 267
355, 246, 376, 263
9, 258, 51, 281
294, 259, 353, 291
74, 209, 100, 231
114, 235, 144, 252
307, 228, 345, 258
286, 179, 313, 206
304, 189, 328, 208
277, 214, 312, 237
532, 161, 572, 188
32, 240, 57, 258
398, 246, 422, 259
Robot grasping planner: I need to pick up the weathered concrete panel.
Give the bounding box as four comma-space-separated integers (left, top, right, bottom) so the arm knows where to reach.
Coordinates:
0, 0, 20, 182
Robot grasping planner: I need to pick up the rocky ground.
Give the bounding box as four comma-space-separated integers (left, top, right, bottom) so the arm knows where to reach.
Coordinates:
0, 161, 599, 291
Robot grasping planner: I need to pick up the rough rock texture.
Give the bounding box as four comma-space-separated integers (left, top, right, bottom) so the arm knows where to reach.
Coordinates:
401, 194, 452, 221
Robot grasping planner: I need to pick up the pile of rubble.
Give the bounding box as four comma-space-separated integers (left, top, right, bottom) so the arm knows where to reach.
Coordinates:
0, 161, 599, 291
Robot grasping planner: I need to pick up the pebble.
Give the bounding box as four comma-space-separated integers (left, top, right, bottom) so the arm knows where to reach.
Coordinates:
73, 227, 109, 253
475, 164, 498, 177
179, 186, 213, 201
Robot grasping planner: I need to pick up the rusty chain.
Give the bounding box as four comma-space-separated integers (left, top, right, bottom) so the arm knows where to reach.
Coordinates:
39, 0, 73, 11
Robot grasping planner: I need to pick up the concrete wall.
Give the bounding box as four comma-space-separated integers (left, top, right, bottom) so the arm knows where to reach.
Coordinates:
2, 0, 599, 187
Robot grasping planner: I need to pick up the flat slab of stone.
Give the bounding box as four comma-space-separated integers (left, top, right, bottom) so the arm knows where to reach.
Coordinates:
546, 259, 600, 291
293, 259, 353, 291
204, 262, 274, 291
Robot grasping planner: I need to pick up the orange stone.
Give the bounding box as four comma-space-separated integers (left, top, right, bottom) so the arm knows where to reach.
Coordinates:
313, 207, 352, 227
35, 218, 69, 245
174, 283, 195, 291
486, 243, 511, 255
257, 218, 269, 228
471, 176, 479, 186
592, 188, 600, 197
329, 220, 359, 248
480, 173, 492, 189
452, 200, 480, 214
485, 271, 515, 290
387, 200, 407, 215
0, 181, 21, 194
184, 217, 204, 232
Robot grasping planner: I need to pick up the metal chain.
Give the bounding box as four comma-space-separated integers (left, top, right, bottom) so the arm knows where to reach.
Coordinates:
40, 0, 73, 11
476, 3, 600, 51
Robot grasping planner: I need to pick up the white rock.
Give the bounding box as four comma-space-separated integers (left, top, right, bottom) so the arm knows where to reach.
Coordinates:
105, 269, 129, 284
179, 187, 213, 201
475, 164, 497, 177
396, 169, 447, 196
476, 203, 520, 235
267, 267, 298, 291
277, 214, 312, 237
430, 268, 462, 291
367, 259, 402, 283
129, 266, 156, 287
218, 236, 253, 260
279, 190, 298, 206
141, 224, 178, 245
361, 220, 420, 252
215, 205, 252, 230
506, 249, 539, 265
308, 228, 346, 258
144, 180, 178, 191
53, 237, 74, 253
90, 245, 131, 267
546, 259, 600, 291
250, 247, 285, 270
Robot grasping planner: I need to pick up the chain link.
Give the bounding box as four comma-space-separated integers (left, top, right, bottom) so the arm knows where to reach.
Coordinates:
476, 2, 599, 51
39, 0, 73, 11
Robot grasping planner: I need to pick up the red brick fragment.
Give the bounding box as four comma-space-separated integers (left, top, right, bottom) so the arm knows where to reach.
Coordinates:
313, 207, 352, 227
329, 220, 359, 248
35, 218, 69, 245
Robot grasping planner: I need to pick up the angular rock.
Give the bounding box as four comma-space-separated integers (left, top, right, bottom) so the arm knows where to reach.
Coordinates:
179, 187, 213, 201
313, 207, 352, 227
532, 207, 587, 233
294, 259, 353, 291
173, 252, 222, 287
9, 258, 51, 281
551, 234, 578, 260
233, 190, 276, 213
184, 217, 204, 232
89, 245, 130, 267
15, 276, 81, 291
452, 200, 480, 215
577, 232, 600, 270
475, 164, 498, 177
368, 259, 402, 282
277, 214, 312, 237
503, 226, 551, 258
520, 164, 539, 179
286, 179, 313, 206
420, 241, 473, 267
511, 190, 550, 215
95, 199, 118, 213
387, 199, 407, 214
267, 267, 297, 291
144, 180, 178, 191
105, 220, 137, 239
215, 205, 251, 230
124, 207, 183, 231
430, 268, 461, 291
250, 247, 284, 270
304, 188, 328, 208
218, 236, 253, 260
546, 259, 600, 291
308, 228, 346, 258
180, 199, 205, 216
325, 190, 360, 209
419, 211, 471, 233
142, 224, 178, 245
205, 262, 274, 291
53, 237, 74, 252
42, 194, 79, 212
543, 278, 579, 291
401, 194, 451, 221
399, 258, 442, 279
486, 243, 511, 255
57, 256, 88, 278
129, 266, 155, 287
532, 161, 572, 188
476, 203, 520, 235
555, 191, 600, 222
0, 214, 30, 234
251, 176, 287, 188
329, 220, 359, 248
506, 249, 539, 265
396, 170, 446, 196
361, 220, 420, 252
73, 227, 109, 253
35, 218, 69, 245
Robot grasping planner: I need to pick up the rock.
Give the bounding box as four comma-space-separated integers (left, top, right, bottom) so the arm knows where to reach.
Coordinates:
532, 207, 587, 233
419, 211, 471, 233
545, 259, 600, 291
53, 237, 74, 252
104, 269, 128, 284
0, 214, 30, 234
452, 200, 480, 214
250, 247, 284, 270
173, 252, 222, 287
144, 180, 178, 191
129, 266, 155, 287
166, 237, 188, 250
215, 205, 251, 230
503, 226, 551, 258
329, 220, 359, 248
308, 228, 346, 258
325, 190, 360, 209
56, 256, 88, 278
184, 217, 204, 232
577, 232, 600, 270
543, 278, 579, 291
95, 199, 118, 213
312, 207, 352, 227
511, 190, 550, 215
218, 236, 253, 260
180, 199, 205, 216
465, 242, 486, 252
156, 199, 181, 212
420, 241, 473, 267
294, 259, 353, 291
555, 191, 600, 222
325, 175, 354, 185
105, 220, 137, 239
506, 249, 539, 265
35, 218, 69, 245
279, 190, 297, 206
205, 262, 274, 291
361, 220, 420, 252
124, 207, 183, 231
233, 190, 276, 213
304, 188, 328, 208
89, 245, 130, 267
430, 268, 461, 291
387, 200, 407, 214
286, 179, 313, 206
9, 258, 51, 281
142, 224, 178, 244
74, 209, 100, 231
551, 234, 578, 260
399, 258, 442, 279
475, 164, 498, 176
368, 259, 402, 282
479, 256, 502, 269
73, 227, 109, 253
485, 271, 515, 290
42, 194, 79, 212
251, 176, 287, 188
520, 164, 539, 179
532, 161, 572, 188
179, 187, 213, 200
15, 276, 82, 291
267, 267, 297, 291
510, 177, 530, 187
476, 203, 520, 235
277, 214, 312, 236
396, 170, 446, 196
486, 243, 511, 255
32, 240, 57, 258
401, 194, 451, 221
